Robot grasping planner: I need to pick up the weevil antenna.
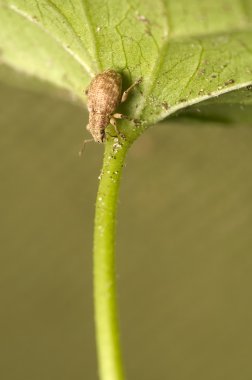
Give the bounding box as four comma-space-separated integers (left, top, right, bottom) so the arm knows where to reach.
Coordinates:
78, 138, 94, 157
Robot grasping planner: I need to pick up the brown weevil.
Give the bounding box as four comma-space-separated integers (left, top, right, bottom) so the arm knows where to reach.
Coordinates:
79, 69, 142, 154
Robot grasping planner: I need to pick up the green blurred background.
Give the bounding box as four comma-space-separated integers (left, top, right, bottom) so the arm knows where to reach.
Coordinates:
1, 76, 252, 380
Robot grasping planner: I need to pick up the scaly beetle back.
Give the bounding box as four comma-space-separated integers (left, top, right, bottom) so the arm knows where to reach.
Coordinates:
87, 69, 122, 143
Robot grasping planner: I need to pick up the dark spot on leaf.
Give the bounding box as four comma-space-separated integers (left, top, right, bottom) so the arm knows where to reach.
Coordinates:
198, 68, 206, 76
247, 85, 252, 90
224, 79, 235, 86
211, 74, 217, 79
135, 13, 152, 35
136, 14, 150, 24
162, 102, 169, 110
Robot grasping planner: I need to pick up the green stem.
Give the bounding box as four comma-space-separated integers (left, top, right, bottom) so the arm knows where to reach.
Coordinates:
93, 135, 131, 380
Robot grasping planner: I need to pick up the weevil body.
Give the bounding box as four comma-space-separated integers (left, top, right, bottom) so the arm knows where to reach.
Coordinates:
87, 69, 122, 143
85, 69, 142, 146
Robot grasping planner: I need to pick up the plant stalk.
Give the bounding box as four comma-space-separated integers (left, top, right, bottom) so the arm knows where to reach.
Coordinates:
93, 135, 131, 380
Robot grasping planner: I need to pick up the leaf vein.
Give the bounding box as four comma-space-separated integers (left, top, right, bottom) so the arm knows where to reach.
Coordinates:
7, 3, 94, 76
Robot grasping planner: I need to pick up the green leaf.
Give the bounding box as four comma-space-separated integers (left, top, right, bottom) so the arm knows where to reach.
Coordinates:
171, 85, 252, 124
1, 0, 252, 128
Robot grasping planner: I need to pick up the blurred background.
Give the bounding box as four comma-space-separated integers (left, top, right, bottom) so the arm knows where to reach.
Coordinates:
1, 72, 252, 380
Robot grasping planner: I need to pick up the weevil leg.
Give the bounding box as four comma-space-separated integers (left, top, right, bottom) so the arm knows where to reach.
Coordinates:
109, 117, 126, 140
78, 138, 93, 157
84, 86, 89, 95
112, 113, 141, 126
112, 113, 128, 120
121, 77, 142, 103
110, 117, 120, 135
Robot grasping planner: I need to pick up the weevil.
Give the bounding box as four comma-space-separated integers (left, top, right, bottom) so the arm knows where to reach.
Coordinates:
80, 69, 142, 154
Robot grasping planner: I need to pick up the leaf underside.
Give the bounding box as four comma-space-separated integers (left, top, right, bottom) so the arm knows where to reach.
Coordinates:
0, 0, 252, 126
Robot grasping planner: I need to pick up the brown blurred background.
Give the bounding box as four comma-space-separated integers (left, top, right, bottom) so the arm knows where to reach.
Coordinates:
1, 76, 252, 380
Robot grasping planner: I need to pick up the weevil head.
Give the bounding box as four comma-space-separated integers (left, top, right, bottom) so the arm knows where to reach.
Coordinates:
88, 113, 109, 143
92, 127, 106, 144
100, 129, 106, 143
